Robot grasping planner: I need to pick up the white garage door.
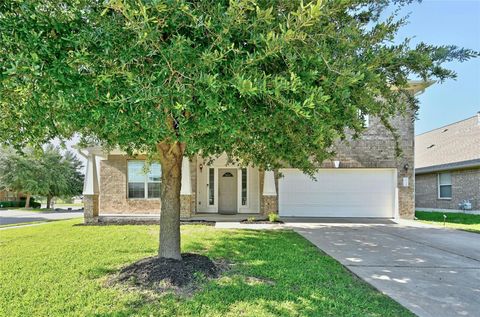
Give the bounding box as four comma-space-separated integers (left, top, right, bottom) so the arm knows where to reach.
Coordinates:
279, 169, 396, 218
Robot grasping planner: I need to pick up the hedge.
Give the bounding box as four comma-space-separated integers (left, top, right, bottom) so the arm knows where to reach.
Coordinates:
0, 199, 41, 208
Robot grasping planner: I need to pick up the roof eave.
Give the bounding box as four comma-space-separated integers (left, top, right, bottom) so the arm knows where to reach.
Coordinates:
415, 159, 480, 174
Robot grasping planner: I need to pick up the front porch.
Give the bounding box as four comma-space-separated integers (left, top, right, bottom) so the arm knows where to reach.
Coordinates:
79, 148, 279, 224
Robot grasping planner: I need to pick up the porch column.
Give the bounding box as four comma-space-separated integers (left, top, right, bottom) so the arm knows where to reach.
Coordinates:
83, 153, 99, 223
180, 157, 192, 218
262, 170, 278, 215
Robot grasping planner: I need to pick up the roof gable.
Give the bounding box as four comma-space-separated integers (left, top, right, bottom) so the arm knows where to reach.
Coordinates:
415, 113, 480, 170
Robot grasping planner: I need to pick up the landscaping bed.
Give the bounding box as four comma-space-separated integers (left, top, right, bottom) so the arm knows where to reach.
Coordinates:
240, 218, 284, 224
109, 253, 228, 296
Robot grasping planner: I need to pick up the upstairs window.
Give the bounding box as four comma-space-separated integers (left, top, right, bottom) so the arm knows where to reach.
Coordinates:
127, 161, 161, 199
438, 173, 452, 199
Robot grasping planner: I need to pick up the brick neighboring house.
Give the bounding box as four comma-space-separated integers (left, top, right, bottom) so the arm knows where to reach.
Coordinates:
78, 82, 431, 223
415, 112, 480, 212
0, 190, 24, 201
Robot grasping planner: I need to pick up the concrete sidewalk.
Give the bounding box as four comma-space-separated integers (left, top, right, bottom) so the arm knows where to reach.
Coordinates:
0, 209, 83, 226
289, 220, 480, 317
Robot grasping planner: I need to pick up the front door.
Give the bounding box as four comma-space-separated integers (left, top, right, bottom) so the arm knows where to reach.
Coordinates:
218, 168, 238, 214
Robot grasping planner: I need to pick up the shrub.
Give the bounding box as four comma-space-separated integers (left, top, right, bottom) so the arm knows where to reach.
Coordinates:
0, 201, 12, 208
268, 213, 280, 223
247, 216, 256, 222
0, 198, 41, 208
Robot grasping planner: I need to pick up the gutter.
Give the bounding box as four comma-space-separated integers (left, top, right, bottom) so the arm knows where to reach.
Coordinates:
415, 158, 480, 174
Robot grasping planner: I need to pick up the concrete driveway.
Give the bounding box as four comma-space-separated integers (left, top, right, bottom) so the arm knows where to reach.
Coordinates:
0, 209, 83, 226
289, 219, 480, 317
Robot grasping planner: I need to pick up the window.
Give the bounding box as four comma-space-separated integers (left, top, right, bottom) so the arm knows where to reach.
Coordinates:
438, 173, 452, 199
241, 168, 247, 206
208, 168, 215, 205
358, 110, 370, 128
127, 161, 161, 199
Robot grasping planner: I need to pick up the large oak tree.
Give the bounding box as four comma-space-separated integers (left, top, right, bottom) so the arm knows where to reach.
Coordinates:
1, 0, 477, 259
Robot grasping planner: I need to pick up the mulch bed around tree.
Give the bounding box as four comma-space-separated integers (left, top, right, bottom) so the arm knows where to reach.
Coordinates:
108, 253, 229, 296
240, 219, 284, 224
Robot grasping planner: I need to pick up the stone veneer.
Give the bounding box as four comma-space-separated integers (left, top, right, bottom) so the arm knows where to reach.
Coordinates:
416, 168, 480, 211
84, 194, 99, 223
261, 196, 278, 215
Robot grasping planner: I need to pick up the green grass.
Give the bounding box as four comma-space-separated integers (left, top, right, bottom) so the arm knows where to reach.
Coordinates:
416, 211, 480, 234
0, 220, 48, 228
1, 207, 81, 213
0, 220, 413, 317
0, 207, 48, 213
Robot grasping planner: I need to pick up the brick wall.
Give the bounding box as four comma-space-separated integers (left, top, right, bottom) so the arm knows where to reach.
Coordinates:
99, 155, 197, 215
98, 112, 414, 218
416, 168, 480, 210
99, 155, 161, 214
324, 112, 415, 218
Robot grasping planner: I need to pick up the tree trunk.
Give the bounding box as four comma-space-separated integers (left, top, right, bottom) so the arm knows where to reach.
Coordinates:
157, 141, 184, 260
46, 195, 52, 209
25, 193, 31, 208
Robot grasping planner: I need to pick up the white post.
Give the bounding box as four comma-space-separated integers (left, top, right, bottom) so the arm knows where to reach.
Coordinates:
263, 170, 277, 196
180, 157, 192, 195
83, 154, 99, 195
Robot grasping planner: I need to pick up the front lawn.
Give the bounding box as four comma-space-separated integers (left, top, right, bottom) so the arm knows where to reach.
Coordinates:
415, 211, 480, 234
0, 220, 412, 317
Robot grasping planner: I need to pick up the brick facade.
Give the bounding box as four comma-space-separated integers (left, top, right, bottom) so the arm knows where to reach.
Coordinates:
90, 112, 414, 219
416, 168, 480, 210
99, 155, 161, 214
325, 112, 415, 218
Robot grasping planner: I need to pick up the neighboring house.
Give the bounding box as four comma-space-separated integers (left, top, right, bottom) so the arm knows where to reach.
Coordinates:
415, 112, 480, 212
0, 190, 24, 201
78, 83, 431, 223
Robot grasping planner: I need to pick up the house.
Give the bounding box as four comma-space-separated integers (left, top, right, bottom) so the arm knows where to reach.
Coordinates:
0, 190, 24, 201
415, 112, 480, 212
78, 82, 431, 223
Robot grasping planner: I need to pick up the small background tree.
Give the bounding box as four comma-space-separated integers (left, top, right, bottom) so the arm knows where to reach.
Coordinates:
41, 145, 84, 209
0, 148, 47, 208
1, 0, 477, 259
0, 146, 84, 208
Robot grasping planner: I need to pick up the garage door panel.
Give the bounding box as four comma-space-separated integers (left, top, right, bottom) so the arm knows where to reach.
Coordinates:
279, 169, 395, 218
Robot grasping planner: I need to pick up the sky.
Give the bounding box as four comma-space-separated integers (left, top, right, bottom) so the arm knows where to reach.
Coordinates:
393, 0, 480, 134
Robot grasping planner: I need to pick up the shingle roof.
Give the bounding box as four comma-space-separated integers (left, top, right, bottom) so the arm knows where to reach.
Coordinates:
415, 113, 480, 172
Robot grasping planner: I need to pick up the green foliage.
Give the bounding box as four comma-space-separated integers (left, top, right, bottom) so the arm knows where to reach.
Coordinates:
0, 198, 40, 208
0, 146, 84, 201
41, 145, 85, 199
0, 220, 414, 316
1, 0, 477, 173
0, 148, 48, 198
247, 216, 256, 222
268, 212, 280, 222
